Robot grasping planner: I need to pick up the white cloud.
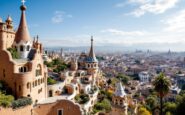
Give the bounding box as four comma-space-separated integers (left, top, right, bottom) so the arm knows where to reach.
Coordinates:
52, 11, 64, 24
128, 0, 179, 17
163, 9, 185, 32
52, 11, 72, 24
101, 28, 147, 36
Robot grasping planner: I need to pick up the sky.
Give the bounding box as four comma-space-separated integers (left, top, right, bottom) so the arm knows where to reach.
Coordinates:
1, 0, 185, 51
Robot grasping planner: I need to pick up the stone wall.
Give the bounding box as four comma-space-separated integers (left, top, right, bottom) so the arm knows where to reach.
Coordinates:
0, 106, 32, 115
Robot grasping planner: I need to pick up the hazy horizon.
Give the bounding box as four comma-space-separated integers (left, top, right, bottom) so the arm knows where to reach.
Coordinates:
1, 0, 185, 51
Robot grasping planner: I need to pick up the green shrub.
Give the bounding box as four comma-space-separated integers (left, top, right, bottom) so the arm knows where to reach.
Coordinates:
7, 48, 20, 59
75, 93, 90, 104
12, 97, 32, 109
0, 92, 14, 108
93, 99, 111, 113
47, 77, 57, 85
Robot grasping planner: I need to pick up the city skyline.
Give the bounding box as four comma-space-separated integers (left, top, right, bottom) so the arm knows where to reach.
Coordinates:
1, 0, 185, 51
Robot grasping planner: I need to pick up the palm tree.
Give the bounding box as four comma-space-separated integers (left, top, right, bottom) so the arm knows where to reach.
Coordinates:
153, 73, 171, 115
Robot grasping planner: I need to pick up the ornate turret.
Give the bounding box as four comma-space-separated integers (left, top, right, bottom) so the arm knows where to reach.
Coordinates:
15, 4, 31, 43
112, 82, 128, 115
114, 82, 126, 97
13, 1, 32, 59
6, 15, 13, 30
86, 36, 98, 63
70, 57, 78, 71
85, 36, 98, 75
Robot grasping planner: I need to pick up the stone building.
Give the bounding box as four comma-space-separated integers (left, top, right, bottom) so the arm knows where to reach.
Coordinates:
112, 82, 128, 115
0, 1, 101, 115
0, 3, 47, 104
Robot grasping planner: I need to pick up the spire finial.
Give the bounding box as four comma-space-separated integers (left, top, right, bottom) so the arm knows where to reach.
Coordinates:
36, 35, 39, 42
21, 0, 26, 5
91, 36, 93, 42
20, 0, 27, 11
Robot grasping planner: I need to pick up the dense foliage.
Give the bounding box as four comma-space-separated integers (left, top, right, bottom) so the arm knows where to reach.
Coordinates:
47, 77, 57, 85
0, 80, 12, 95
0, 92, 14, 108
116, 73, 130, 85
7, 48, 20, 59
98, 90, 113, 101
0, 81, 14, 108
75, 93, 90, 104
93, 99, 111, 113
12, 97, 32, 109
44, 58, 69, 73
138, 107, 152, 115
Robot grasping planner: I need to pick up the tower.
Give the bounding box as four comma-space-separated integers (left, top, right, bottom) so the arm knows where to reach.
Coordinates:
70, 57, 78, 71
60, 48, 65, 58
112, 82, 128, 115
85, 36, 98, 75
13, 4, 32, 59
0, 16, 15, 50
0, 1, 48, 104
6, 15, 13, 30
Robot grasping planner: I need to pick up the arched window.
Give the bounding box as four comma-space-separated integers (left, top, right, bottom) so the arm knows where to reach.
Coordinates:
49, 90, 53, 97
32, 82, 34, 87
20, 45, 24, 51
38, 79, 40, 85
36, 64, 42, 76
26, 45, 30, 51
24, 67, 27, 72
115, 99, 118, 105
20, 67, 23, 72
27, 83, 30, 89
35, 80, 37, 86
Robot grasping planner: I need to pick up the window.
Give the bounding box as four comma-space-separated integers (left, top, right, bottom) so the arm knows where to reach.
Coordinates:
27, 83, 30, 89
38, 79, 40, 85
19, 85, 21, 91
58, 109, 63, 115
24, 67, 27, 72
36, 64, 42, 76
49, 90, 53, 97
35, 80, 37, 86
3, 69, 5, 77
26, 45, 30, 51
32, 82, 34, 87
38, 88, 42, 94
19, 67, 23, 72
20, 45, 24, 51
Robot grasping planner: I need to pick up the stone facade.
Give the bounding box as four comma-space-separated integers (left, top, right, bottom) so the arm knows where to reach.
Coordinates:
0, 3, 47, 104
34, 100, 83, 115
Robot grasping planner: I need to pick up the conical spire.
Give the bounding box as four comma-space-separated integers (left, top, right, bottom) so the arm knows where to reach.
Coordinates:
15, 3, 31, 43
6, 15, 12, 22
114, 82, 126, 97
89, 36, 96, 58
